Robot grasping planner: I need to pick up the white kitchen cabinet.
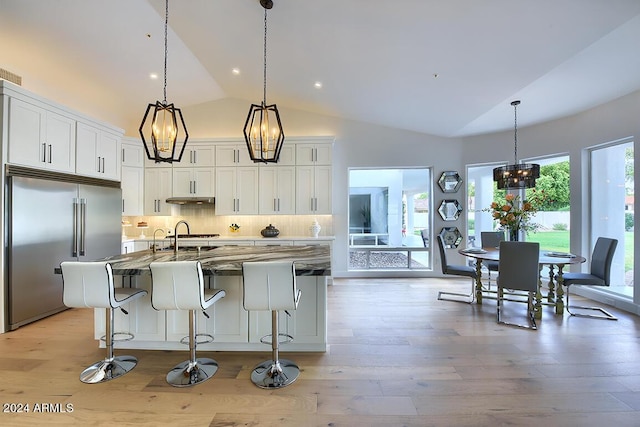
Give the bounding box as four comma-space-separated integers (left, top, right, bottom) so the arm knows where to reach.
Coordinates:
121, 166, 144, 216
249, 276, 326, 346
254, 240, 293, 246
121, 139, 145, 167
296, 164, 332, 214
215, 143, 254, 167
173, 143, 215, 168
215, 166, 259, 215
258, 166, 296, 214
173, 168, 215, 197
144, 167, 173, 215
7, 97, 76, 173
295, 142, 332, 166
166, 276, 248, 343
94, 276, 165, 342
75, 121, 121, 180
121, 241, 135, 254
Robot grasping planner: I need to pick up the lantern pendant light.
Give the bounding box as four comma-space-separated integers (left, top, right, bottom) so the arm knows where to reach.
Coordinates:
243, 0, 285, 163
139, 0, 188, 163
493, 100, 540, 189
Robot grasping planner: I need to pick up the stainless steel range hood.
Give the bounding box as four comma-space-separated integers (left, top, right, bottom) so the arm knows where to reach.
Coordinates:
165, 197, 215, 205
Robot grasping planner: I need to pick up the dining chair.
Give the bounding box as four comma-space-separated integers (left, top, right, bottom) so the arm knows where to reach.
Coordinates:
497, 241, 540, 330
560, 237, 618, 320
481, 231, 504, 288
420, 229, 429, 248
437, 235, 477, 304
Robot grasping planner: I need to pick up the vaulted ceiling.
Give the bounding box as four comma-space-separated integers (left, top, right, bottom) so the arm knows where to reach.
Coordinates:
1, 0, 640, 137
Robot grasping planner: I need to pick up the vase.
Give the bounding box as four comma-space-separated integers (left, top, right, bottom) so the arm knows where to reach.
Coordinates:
309, 219, 321, 238
508, 228, 520, 241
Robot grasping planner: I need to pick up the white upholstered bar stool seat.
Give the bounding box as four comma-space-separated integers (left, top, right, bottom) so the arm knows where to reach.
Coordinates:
242, 261, 301, 389
149, 261, 226, 387
60, 261, 147, 384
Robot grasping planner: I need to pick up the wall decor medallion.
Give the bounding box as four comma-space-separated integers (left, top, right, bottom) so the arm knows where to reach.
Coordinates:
438, 171, 463, 193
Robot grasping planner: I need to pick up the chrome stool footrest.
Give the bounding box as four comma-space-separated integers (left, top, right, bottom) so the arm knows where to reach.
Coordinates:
180, 333, 214, 346
99, 331, 135, 342
259, 332, 294, 346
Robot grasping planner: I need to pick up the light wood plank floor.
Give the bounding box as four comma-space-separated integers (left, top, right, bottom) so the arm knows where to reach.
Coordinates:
1, 277, 640, 426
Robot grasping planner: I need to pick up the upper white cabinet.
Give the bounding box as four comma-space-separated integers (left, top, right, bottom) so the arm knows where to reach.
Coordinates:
173, 168, 215, 197
215, 166, 259, 215
144, 168, 173, 215
7, 97, 76, 174
75, 121, 121, 180
259, 166, 296, 214
121, 139, 145, 167
174, 143, 215, 168
215, 143, 254, 167
296, 164, 332, 214
295, 143, 332, 166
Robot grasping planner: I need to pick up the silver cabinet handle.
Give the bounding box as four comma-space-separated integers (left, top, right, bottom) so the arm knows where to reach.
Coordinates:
122, 148, 125, 163
274, 198, 277, 212
193, 150, 197, 164
101, 157, 105, 173
122, 199, 125, 213
48, 144, 52, 163
42, 142, 47, 162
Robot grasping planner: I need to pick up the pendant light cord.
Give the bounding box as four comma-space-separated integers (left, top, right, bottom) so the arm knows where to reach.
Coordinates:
262, 7, 268, 105
163, 0, 169, 104
512, 100, 520, 165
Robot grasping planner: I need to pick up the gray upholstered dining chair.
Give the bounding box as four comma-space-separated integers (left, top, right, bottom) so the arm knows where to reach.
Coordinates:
481, 231, 504, 288
497, 241, 540, 330
437, 235, 477, 304
560, 237, 618, 320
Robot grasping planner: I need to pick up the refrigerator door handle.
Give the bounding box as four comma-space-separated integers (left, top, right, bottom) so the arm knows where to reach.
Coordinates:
72, 198, 79, 257
79, 198, 87, 256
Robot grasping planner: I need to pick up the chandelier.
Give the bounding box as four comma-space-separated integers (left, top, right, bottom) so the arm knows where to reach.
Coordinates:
243, 0, 285, 163
493, 100, 540, 189
139, 0, 188, 163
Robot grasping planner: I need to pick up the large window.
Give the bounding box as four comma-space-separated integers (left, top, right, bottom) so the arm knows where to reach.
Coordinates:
348, 168, 431, 271
589, 138, 634, 298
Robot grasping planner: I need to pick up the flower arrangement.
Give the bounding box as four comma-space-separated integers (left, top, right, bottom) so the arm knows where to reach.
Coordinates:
484, 190, 546, 235
229, 223, 240, 233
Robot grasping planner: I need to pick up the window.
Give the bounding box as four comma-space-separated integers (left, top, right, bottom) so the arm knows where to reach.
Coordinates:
589, 138, 633, 298
348, 168, 431, 271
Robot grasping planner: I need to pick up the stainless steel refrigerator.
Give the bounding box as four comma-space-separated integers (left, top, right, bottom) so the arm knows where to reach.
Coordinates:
6, 167, 122, 330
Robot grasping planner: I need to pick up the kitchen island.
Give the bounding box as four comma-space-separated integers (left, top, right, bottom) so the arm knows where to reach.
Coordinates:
92, 245, 331, 352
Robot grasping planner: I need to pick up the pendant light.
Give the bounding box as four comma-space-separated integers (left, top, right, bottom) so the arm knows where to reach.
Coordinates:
243, 0, 285, 163
493, 100, 540, 189
139, 0, 188, 163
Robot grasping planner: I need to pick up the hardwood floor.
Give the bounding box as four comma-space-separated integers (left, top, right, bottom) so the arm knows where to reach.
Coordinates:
2, 277, 640, 426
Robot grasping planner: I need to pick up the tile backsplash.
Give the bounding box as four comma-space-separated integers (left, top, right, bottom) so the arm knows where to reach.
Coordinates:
123, 207, 332, 239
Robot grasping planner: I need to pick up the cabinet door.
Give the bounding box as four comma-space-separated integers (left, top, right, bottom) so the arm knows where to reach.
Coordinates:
295, 143, 332, 165
44, 111, 76, 173
236, 167, 259, 214
258, 168, 278, 214
193, 168, 215, 196
121, 166, 144, 216
214, 167, 237, 214
215, 144, 254, 167
122, 141, 145, 167
173, 169, 194, 197
295, 165, 315, 214
76, 123, 120, 180
175, 145, 215, 168
144, 168, 173, 215
7, 97, 44, 167
314, 165, 332, 214
97, 131, 120, 180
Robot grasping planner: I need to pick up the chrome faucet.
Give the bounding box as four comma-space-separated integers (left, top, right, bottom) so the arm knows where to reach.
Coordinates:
174, 220, 191, 254
152, 228, 166, 253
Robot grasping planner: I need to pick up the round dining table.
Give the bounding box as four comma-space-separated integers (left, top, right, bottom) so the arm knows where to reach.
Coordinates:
458, 246, 586, 318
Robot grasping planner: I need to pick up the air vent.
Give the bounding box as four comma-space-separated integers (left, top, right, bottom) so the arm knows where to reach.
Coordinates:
0, 68, 22, 85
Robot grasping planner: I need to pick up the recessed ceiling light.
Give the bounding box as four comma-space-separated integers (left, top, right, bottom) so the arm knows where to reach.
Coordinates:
232, 68, 240, 75
149, 73, 158, 80
314, 81, 323, 89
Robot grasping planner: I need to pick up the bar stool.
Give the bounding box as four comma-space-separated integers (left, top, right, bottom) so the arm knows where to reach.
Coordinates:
60, 261, 147, 384
149, 261, 226, 387
242, 261, 301, 389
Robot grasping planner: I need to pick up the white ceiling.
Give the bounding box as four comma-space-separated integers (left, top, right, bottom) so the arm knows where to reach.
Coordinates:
1, 0, 640, 137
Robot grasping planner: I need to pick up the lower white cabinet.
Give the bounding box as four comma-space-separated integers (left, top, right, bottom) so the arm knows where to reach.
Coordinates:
94, 275, 327, 351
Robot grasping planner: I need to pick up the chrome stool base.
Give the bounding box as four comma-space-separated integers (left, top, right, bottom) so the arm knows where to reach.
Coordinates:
251, 358, 300, 389
79, 355, 138, 384
166, 358, 219, 387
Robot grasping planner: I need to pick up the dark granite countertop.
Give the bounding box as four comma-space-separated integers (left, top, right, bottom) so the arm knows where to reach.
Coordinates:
59, 244, 331, 277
